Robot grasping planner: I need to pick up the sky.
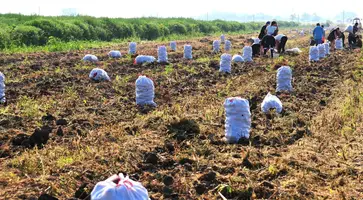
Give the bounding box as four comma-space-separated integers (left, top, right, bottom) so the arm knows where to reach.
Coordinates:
0, 0, 362, 19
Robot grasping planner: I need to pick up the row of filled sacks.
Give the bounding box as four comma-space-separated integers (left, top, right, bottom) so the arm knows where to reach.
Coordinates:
218, 49, 253, 72
309, 43, 330, 62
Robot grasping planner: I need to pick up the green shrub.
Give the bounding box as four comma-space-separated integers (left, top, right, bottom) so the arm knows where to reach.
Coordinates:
11, 25, 42, 46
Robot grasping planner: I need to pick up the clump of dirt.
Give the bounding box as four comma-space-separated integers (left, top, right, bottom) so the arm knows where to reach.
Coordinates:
167, 119, 200, 141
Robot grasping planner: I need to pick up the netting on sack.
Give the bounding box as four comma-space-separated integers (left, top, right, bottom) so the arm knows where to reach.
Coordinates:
135, 55, 156, 64
276, 66, 293, 92
213, 40, 220, 52
83, 54, 98, 62
0, 72, 5, 103
232, 55, 244, 62
225, 40, 232, 51
136, 76, 156, 107
129, 42, 137, 54
335, 39, 343, 50
219, 53, 232, 73
108, 50, 122, 58
89, 68, 110, 81
91, 173, 150, 200
170, 41, 177, 51
221, 34, 225, 43
184, 45, 193, 59
309, 46, 319, 62
261, 93, 283, 114
157, 46, 168, 63
318, 44, 326, 59
224, 97, 251, 143
324, 43, 330, 55
242, 46, 253, 62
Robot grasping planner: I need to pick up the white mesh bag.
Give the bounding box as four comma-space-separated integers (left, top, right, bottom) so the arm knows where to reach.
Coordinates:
170, 41, 177, 51
335, 39, 343, 50
184, 45, 192, 59
261, 93, 283, 114
224, 97, 251, 143
213, 40, 220, 52
135, 55, 156, 64
276, 66, 293, 92
318, 44, 326, 59
224, 40, 232, 51
324, 43, 330, 55
157, 46, 168, 63
0, 72, 5, 103
91, 174, 150, 200
89, 68, 110, 81
108, 50, 122, 58
129, 42, 137, 54
83, 54, 98, 62
309, 46, 319, 62
219, 53, 232, 73
136, 76, 156, 107
242, 46, 253, 62
232, 55, 244, 62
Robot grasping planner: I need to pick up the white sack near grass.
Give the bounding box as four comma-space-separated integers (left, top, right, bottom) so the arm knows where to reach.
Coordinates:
136, 75, 156, 107
224, 97, 251, 143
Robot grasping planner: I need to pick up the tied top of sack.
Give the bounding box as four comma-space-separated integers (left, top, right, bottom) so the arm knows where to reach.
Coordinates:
277, 66, 292, 79
89, 68, 110, 81
224, 97, 251, 115
91, 173, 150, 200
136, 75, 154, 88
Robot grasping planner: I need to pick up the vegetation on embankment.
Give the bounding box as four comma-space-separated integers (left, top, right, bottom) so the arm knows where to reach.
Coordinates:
0, 14, 300, 51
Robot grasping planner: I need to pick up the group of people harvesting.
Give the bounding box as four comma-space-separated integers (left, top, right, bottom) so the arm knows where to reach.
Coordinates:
312, 22, 362, 50
252, 20, 361, 59
251, 21, 288, 58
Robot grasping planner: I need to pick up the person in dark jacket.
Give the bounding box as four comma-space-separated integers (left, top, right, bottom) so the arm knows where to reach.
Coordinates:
261, 35, 276, 58
348, 23, 359, 48
258, 21, 270, 40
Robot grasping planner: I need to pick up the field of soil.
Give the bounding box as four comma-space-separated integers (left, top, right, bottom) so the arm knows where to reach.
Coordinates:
0, 33, 362, 200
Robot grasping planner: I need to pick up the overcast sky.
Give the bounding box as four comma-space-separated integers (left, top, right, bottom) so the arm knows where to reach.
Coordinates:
0, 0, 362, 18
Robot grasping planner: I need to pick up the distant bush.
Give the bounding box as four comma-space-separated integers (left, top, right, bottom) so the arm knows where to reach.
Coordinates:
0, 14, 302, 50
11, 25, 42, 46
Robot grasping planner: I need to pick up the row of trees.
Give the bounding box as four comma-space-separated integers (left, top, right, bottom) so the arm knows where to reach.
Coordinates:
0, 14, 300, 49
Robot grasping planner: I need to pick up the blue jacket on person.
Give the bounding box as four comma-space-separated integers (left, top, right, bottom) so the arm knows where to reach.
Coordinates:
313, 26, 324, 40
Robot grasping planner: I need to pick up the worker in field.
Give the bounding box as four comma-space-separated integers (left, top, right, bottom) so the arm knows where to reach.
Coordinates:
261, 34, 276, 58
313, 23, 324, 45
266, 21, 279, 36
274, 34, 288, 53
258, 21, 270, 40
327, 27, 342, 50
348, 23, 359, 48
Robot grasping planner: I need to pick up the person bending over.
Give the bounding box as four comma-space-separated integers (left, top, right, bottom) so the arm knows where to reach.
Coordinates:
275, 34, 288, 53
261, 35, 276, 58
